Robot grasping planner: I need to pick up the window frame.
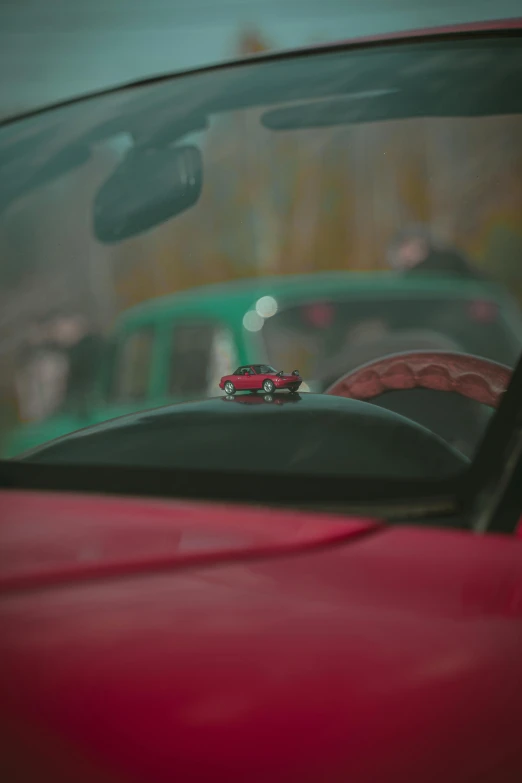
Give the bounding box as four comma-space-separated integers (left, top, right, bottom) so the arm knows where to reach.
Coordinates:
108, 325, 156, 404
168, 319, 238, 399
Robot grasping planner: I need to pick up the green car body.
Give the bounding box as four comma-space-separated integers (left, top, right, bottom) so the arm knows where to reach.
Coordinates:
4, 272, 522, 457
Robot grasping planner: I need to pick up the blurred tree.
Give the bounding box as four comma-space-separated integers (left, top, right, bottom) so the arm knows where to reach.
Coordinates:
237, 29, 271, 56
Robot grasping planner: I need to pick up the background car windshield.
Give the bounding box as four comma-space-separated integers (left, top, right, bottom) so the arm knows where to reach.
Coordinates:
263, 295, 520, 389
0, 34, 521, 472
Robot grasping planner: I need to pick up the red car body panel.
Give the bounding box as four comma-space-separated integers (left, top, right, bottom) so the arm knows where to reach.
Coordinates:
2, 489, 522, 783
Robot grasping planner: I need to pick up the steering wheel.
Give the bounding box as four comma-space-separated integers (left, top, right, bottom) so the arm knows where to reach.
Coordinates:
326, 351, 512, 409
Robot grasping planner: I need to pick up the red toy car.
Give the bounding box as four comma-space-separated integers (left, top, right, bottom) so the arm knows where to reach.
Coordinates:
219, 364, 302, 395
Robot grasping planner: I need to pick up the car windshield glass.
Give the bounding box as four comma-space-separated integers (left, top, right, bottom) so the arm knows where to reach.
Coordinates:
254, 365, 277, 374
1, 33, 521, 487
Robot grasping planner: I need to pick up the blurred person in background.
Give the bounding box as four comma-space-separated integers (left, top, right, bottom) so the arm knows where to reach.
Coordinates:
51, 312, 106, 415
387, 223, 481, 278
15, 316, 69, 422
15, 311, 105, 423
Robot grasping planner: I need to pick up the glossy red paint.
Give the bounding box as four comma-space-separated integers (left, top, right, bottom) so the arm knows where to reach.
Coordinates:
2, 489, 522, 782
220, 365, 302, 395
327, 351, 512, 408
0, 490, 377, 591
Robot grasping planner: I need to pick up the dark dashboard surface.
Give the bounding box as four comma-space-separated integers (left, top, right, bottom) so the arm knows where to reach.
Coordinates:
17, 393, 468, 480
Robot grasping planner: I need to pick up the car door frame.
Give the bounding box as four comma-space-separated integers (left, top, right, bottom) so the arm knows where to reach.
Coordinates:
97, 321, 160, 422
250, 367, 266, 390
459, 355, 522, 535
233, 367, 252, 390
154, 317, 240, 404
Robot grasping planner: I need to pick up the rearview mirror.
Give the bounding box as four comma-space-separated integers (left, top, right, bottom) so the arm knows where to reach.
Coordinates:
93, 144, 203, 243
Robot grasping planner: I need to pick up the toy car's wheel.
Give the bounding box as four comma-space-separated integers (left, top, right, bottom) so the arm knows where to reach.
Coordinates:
289, 383, 299, 392
224, 381, 236, 395
263, 379, 275, 393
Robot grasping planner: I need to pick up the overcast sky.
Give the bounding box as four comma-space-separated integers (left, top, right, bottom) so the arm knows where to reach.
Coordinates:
0, 0, 520, 120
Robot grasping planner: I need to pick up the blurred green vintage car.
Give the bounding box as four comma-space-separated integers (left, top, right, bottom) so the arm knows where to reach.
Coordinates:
4, 271, 522, 457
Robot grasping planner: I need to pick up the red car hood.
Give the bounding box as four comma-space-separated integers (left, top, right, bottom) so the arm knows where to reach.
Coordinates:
1, 489, 522, 783
0, 491, 377, 590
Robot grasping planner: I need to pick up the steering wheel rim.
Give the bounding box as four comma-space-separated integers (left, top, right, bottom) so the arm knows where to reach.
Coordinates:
325, 351, 512, 409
